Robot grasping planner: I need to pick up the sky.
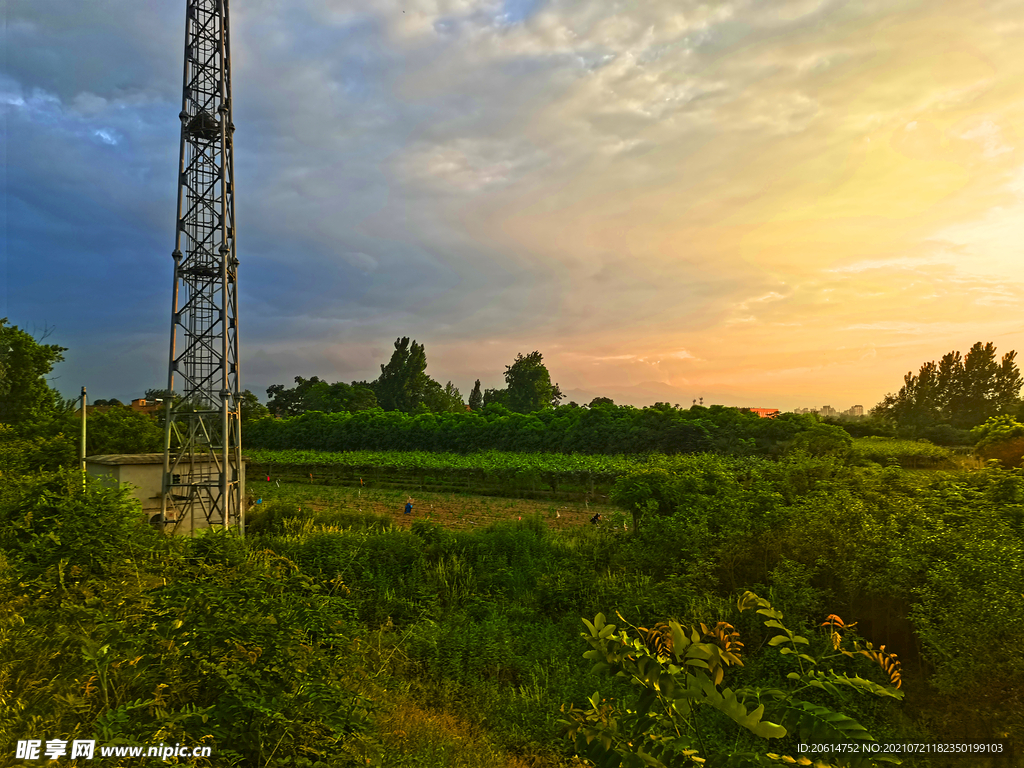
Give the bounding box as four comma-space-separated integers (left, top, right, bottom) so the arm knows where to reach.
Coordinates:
3, 0, 1024, 412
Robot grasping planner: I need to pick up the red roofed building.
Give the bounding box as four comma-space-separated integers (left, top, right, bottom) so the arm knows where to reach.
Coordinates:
742, 408, 780, 419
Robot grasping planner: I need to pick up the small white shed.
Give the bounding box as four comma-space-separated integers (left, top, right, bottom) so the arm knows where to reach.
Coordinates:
84, 453, 247, 534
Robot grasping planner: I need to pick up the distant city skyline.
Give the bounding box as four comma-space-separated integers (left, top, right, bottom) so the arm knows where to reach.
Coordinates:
5, 0, 1022, 412
791, 405, 865, 418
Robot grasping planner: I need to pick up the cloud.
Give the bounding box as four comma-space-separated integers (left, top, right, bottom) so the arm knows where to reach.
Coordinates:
959, 119, 1014, 159
5, 0, 1024, 412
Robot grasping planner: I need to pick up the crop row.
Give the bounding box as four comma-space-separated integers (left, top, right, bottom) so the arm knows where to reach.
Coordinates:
243, 449, 700, 490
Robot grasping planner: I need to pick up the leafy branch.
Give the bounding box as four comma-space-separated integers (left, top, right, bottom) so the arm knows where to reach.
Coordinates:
560, 591, 904, 768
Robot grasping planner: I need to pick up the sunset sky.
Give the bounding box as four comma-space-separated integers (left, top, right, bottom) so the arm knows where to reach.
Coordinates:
4, 0, 1023, 411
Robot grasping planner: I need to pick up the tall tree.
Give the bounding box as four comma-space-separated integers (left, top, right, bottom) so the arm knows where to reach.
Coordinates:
482, 388, 508, 408
267, 376, 324, 417
873, 342, 1023, 431
423, 380, 465, 413
374, 337, 430, 413
468, 379, 483, 411
239, 389, 271, 423
0, 318, 67, 427
504, 351, 563, 413
994, 350, 1024, 415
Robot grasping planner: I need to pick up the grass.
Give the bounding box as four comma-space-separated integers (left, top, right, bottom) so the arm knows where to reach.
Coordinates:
851, 437, 957, 469
247, 479, 618, 532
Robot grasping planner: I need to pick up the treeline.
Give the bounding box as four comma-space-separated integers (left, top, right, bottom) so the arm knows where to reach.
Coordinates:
245, 401, 825, 455
872, 341, 1023, 436
265, 338, 563, 417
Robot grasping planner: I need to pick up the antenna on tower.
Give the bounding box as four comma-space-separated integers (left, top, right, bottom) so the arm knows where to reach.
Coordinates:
161, 0, 243, 536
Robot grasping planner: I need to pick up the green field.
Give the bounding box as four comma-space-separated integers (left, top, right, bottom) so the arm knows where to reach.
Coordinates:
247, 478, 617, 531
245, 448, 663, 499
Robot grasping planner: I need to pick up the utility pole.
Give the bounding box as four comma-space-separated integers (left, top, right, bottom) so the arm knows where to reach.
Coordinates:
80, 386, 87, 489
161, 0, 243, 535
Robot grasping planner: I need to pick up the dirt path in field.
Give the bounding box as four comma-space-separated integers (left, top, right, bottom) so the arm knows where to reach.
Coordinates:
251, 481, 624, 532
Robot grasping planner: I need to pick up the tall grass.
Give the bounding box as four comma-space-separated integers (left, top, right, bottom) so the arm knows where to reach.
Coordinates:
852, 436, 956, 468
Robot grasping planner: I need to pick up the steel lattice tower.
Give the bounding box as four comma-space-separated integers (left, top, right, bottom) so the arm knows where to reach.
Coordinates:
161, 0, 243, 535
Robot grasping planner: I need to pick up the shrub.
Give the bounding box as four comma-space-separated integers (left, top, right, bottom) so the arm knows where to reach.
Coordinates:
971, 415, 1024, 468
0, 424, 76, 475
850, 437, 954, 469
0, 468, 157, 578
786, 422, 853, 460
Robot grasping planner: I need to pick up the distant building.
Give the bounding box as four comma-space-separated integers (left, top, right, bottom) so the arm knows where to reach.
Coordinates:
73, 398, 164, 417
130, 398, 164, 416
850, 405, 864, 417
742, 408, 780, 419
820, 405, 837, 418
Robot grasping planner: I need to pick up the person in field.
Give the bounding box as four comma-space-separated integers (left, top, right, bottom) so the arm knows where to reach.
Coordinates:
404, 498, 413, 515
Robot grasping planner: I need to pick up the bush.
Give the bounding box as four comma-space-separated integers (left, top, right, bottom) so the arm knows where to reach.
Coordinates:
918, 423, 972, 446
0, 468, 157, 578
971, 415, 1024, 468
786, 422, 853, 460
850, 437, 955, 469
609, 468, 681, 533
55, 405, 164, 455
0, 424, 76, 475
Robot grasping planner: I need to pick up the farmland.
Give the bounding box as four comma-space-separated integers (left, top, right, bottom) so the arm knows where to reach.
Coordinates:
247, 479, 618, 531
246, 448, 687, 501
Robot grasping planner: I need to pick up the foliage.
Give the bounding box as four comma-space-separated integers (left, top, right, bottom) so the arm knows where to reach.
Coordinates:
375, 337, 431, 413
0, 474, 374, 767
609, 468, 680, 533
243, 402, 822, 457
907, 516, 1024, 692
239, 388, 270, 423
914, 423, 971, 446
6, 446, 1024, 765
267, 375, 377, 417
787, 423, 853, 460
504, 351, 564, 413
970, 415, 1024, 468
561, 592, 903, 768
0, 317, 67, 427
468, 379, 483, 411
55, 405, 164, 455
423, 379, 466, 414
482, 387, 509, 407
827, 417, 896, 440
0, 468, 156, 578
849, 438, 954, 469
0, 423, 76, 476
246, 448, 760, 499
872, 342, 1023, 432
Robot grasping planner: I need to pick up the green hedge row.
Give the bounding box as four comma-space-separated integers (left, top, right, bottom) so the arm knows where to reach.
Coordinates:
244, 403, 820, 456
